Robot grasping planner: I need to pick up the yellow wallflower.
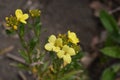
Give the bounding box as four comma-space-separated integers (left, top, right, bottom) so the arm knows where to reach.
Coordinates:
45, 35, 63, 52
57, 45, 75, 64
15, 9, 29, 24
68, 30, 79, 44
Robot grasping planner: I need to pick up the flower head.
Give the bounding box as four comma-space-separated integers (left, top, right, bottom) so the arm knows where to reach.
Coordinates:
57, 45, 75, 64
29, 9, 41, 17
45, 31, 80, 66
68, 30, 79, 44
45, 35, 63, 52
15, 9, 29, 24
5, 15, 18, 30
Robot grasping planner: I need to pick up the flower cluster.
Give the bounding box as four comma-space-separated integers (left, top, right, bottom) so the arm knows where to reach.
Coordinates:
6, 9, 29, 30
5, 9, 41, 30
45, 30, 80, 65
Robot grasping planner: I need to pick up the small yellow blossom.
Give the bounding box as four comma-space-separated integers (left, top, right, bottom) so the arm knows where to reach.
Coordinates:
45, 35, 63, 52
68, 30, 79, 44
5, 15, 18, 30
29, 9, 41, 17
32, 67, 38, 74
15, 9, 29, 24
13, 25, 17, 30
57, 45, 75, 64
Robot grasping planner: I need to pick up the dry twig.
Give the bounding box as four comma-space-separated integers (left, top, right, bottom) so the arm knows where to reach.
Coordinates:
0, 46, 14, 55
6, 53, 27, 65
18, 71, 27, 80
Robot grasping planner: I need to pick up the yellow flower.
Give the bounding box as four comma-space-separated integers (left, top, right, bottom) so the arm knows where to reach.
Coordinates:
15, 9, 29, 24
13, 25, 17, 30
68, 30, 79, 44
32, 67, 38, 74
57, 45, 75, 64
45, 35, 63, 52
29, 9, 41, 17
5, 15, 18, 30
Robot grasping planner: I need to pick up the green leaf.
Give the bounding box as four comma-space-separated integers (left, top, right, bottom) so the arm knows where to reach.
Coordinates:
99, 10, 119, 35
100, 9, 120, 43
105, 36, 117, 46
29, 37, 38, 50
19, 50, 29, 62
59, 71, 81, 80
35, 16, 40, 24
101, 66, 116, 80
72, 51, 84, 60
17, 63, 29, 70
35, 22, 41, 37
111, 33, 120, 44
101, 46, 120, 58
6, 29, 15, 35
112, 64, 120, 73
101, 64, 120, 80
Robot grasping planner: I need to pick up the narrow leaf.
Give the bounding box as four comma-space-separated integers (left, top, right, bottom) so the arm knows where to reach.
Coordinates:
99, 10, 119, 35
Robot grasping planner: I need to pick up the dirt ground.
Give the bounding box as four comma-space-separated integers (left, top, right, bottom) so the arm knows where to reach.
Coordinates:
0, 0, 98, 80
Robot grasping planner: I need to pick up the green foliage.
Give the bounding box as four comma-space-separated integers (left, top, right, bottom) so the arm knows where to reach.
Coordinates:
101, 46, 120, 58
100, 10, 120, 44
101, 64, 120, 80
19, 23, 25, 37
100, 10, 119, 35
100, 10, 120, 58
29, 37, 38, 50
59, 71, 81, 80
35, 22, 41, 37
100, 10, 120, 80
6, 29, 15, 35
19, 50, 29, 62
101, 67, 116, 80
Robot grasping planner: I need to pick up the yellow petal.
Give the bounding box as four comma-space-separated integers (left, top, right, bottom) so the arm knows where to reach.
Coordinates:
53, 47, 60, 52
63, 54, 71, 64
22, 14, 29, 20
44, 43, 54, 51
57, 50, 65, 58
48, 35, 56, 44
68, 30, 79, 44
67, 48, 75, 56
62, 45, 69, 52
15, 9, 29, 24
15, 9, 23, 19
55, 38, 63, 47
20, 19, 27, 24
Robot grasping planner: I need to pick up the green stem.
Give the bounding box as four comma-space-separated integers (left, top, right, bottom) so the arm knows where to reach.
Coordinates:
17, 31, 32, 64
